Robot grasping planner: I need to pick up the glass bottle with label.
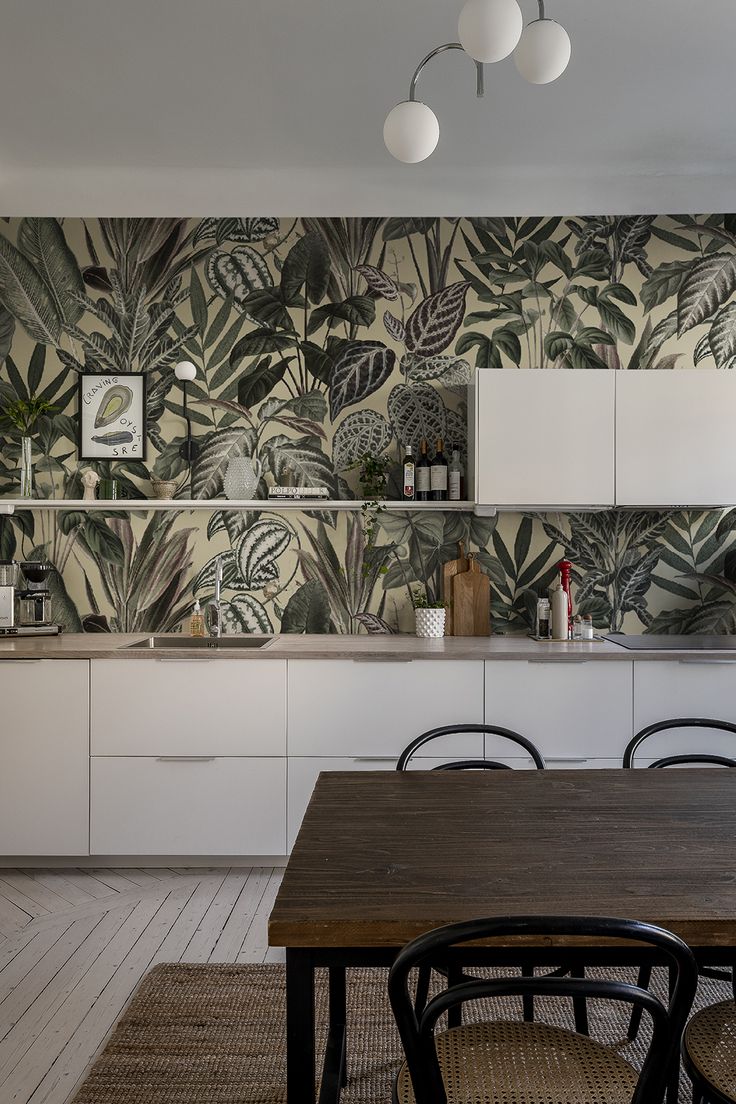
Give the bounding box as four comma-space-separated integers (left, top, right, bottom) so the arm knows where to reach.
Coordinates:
402, 445, 415, 501
448, 445, 464, 501
430, 437, 448, 501
415, 439, 430, 501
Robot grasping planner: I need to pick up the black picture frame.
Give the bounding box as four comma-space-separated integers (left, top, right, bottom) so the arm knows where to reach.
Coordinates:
78, 372, 147, 461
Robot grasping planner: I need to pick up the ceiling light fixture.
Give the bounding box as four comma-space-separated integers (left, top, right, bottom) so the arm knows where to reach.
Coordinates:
384, 0, 571, 162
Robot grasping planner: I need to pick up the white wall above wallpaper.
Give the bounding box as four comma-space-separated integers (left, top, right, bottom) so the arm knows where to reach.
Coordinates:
0, 1, 733, 214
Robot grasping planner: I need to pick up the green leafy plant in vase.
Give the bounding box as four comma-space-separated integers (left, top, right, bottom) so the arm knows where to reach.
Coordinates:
356, 453, 390, 500
0, 397, 56, 498
411, 586, 447, 639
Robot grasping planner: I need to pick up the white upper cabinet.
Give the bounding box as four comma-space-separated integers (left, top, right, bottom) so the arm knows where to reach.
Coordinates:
616, 370, 736, 507
473, 369, 615, 510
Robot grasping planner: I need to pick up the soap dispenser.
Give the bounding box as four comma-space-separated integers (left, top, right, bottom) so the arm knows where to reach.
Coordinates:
190, 600, 206, 638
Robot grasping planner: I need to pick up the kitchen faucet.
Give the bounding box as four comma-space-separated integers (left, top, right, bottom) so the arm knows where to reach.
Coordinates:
208, 555, 223, 637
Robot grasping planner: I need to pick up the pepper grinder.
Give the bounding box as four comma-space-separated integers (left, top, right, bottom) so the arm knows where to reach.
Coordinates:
557, 558, 574, 637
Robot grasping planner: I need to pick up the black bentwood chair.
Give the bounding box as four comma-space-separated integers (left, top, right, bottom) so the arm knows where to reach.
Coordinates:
682, 998, 736, 1104
624, 718, 736, 1042
388, 915, 698, 1104
396, 725, 588, 1036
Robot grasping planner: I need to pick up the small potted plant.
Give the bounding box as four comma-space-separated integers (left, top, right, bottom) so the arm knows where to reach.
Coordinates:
0, 396, 56, 498
356, 453, 390, 500
412, 587, 447, 638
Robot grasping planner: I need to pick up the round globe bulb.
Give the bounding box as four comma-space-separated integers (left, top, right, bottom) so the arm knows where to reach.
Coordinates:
174, 361, 197, 382
458, 0, 523, 63
514, 19, 571, 84
383, 100, 440, 163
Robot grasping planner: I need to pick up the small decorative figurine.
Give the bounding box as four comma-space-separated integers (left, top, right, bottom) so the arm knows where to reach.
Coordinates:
81, 470, 100, 501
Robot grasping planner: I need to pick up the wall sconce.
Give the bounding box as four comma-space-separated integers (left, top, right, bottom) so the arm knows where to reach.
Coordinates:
174, 361, 199, 464
174, 361, 198, 496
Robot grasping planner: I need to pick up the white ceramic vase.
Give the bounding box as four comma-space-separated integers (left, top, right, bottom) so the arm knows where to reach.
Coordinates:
415, 608, 446, 639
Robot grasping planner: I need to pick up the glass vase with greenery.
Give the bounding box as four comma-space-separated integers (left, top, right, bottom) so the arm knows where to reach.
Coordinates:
0, 397, 56, 498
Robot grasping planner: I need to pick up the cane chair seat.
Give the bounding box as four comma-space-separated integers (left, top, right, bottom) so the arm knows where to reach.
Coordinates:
395, 1019, 638, 1104
683, 1000, 736, 1102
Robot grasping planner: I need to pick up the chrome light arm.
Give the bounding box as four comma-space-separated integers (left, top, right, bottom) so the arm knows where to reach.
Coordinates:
408, 42, 485, 102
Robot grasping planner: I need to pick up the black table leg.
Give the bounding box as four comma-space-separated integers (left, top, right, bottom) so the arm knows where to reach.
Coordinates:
286, 948, 315, 1104
320, 965, 347, 1099
666, 965, 679, 1104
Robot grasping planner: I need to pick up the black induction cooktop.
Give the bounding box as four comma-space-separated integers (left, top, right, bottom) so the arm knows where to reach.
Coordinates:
605, 634, 736, 651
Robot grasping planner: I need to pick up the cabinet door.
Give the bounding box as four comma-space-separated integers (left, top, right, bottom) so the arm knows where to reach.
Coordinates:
91, 659, 286, 755
91, 757, 286, 855
484, 660, 633, 759
475, 369, 615, 508
0, 660, 89, 855
633, 661, 736, 759
287, 660, 484, 757
616, 370, 736, 506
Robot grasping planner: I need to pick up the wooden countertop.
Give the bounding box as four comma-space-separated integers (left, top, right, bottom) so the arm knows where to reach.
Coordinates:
0, 632, 733, 661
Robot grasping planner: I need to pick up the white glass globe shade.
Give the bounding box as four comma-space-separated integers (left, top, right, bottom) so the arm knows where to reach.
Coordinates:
458, 0, 523, 63
514, 19, 571, 84
383, 100, 440, 163
174, 360, 197, 381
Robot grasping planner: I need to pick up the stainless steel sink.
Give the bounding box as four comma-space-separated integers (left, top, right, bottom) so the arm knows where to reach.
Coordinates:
125, 635, 273, 650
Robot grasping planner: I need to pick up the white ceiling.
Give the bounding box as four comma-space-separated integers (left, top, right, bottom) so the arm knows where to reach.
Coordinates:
0, 0, 733, 214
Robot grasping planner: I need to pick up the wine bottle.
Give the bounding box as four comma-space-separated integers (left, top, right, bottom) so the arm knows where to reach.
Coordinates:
448, 444, 464, 501
415, 439, 430, 501
430, 437, 448, 501
402, 445, 415, 501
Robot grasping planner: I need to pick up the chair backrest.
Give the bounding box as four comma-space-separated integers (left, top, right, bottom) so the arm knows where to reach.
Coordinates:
396, 724, 545, 772
388, 915, 698, 1104
623, 718, 736, 769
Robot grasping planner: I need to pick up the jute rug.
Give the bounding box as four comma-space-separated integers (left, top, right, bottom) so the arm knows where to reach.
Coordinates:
73, 963, 730, 1102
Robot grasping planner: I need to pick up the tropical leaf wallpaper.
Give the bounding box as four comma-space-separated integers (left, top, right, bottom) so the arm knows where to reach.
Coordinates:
1, 214, 736, 635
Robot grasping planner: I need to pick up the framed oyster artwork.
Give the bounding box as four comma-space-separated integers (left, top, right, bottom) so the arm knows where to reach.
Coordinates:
78, 373, 147, 460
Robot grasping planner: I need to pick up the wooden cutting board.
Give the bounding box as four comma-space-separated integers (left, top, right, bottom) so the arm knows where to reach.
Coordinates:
452, 555, 491, 637
442, 541, 469, 636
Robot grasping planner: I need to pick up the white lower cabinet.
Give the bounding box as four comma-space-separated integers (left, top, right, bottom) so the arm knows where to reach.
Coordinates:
633, 661, 736, 760
287, 660, 484, 758
0, 660, 89, 855
484, 660, 634, 761
90, 757, 286, 855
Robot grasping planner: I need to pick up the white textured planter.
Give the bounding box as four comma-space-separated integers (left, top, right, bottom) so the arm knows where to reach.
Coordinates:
415, 608, 446, 638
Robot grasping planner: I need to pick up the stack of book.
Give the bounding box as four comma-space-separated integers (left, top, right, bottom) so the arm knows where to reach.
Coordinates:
268, 486, 330, 500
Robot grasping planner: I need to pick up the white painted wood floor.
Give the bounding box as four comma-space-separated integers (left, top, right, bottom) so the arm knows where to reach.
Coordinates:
0, 866, 284, 1104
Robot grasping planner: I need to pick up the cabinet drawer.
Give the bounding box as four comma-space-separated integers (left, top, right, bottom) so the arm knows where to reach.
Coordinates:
91, 659, 286, 755
484, 661, 633, 759
287, 660, 484, 757
633, 662, 736, 759
91, 757, 286, 855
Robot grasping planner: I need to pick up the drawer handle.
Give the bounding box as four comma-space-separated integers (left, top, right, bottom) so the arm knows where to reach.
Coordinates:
155, 756, 216, 762
353, 757, 398, 763
528, 659, 589, 665
0, 658, 42, 663
155, 658, 216, 664
679, 658, 736, 665
545, 757, 589, 763
352, 658, 413, 664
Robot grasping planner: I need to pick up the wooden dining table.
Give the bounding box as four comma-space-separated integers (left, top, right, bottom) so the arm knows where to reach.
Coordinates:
268, 768, 736, 1104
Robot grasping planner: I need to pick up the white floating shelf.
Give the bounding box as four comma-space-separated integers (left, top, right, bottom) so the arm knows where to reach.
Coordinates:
0, 498, 476, 514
